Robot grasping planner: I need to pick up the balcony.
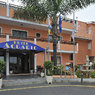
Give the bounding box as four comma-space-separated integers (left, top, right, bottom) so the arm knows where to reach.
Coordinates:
0, 33, 78, 53
75, 31, 92, 40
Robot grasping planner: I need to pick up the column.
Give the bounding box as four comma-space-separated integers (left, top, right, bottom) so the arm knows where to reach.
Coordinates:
34, 38, 37, 74
6, 35, 9, 76
6, 0, 9, 17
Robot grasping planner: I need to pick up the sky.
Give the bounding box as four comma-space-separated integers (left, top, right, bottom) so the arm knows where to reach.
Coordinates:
0, 0, 95, 22
67, 4, 95, 22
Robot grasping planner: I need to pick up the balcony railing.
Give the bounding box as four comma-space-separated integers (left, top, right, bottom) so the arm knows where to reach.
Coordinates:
0, 33, 76, 45
0, 33, 78, 52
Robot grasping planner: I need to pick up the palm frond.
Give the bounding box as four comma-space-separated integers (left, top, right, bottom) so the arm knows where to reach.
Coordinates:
59, 0, 95, 15
14, 0, 95, 22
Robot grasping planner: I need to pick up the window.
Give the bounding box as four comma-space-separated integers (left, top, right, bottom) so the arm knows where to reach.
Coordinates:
12, 30, 27, 38
51, 56, 61, 66
57, 56, 61, 66
76, 20, 78, 32
70, 54, 73, 60
10, 57, 17, 64
88, 26, 91, 34
71, 37, 73, 42
36, 33, 41, 38
88, 42, 91, 50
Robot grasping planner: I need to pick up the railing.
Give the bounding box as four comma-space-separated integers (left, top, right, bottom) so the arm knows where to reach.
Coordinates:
0, 33, 76, 45
75, 30, 92, 40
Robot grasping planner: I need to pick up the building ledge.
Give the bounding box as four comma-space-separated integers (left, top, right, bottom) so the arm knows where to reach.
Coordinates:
47, 49, 78, 54
75, 36, 92, 41
0, 16, 74, 33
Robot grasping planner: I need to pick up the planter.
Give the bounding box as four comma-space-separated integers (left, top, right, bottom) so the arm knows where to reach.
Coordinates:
46, 76, 53, 84
0, 78, 2, 89
30, 70, 33, 74
10, 70, 13, 74
40, 72, 45, 77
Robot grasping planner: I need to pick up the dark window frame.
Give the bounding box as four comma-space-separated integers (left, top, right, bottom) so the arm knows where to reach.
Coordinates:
70, 53, 73, 60
36, 33, 41, 38
12, 29, 27, 38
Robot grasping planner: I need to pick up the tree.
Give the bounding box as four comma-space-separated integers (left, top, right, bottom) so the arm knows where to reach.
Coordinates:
14, 0, 95, 68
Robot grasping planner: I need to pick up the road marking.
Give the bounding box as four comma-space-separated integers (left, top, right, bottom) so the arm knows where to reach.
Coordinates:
0, 85, 95, 92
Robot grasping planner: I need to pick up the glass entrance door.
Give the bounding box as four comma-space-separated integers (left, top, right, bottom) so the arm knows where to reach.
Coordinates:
21, 54, 29, 73
9, 52, 29, 74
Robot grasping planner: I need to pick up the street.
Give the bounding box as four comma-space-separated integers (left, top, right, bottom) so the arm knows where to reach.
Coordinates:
0, 83, 95, 95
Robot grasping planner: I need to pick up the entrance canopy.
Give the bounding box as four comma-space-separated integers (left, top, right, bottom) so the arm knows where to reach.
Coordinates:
0, 40, 45, 53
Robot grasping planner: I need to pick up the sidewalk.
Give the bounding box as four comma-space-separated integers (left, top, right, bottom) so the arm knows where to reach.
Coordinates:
53, 78, 95, 85
2, 75, 95, 87
3, 77, 46, 87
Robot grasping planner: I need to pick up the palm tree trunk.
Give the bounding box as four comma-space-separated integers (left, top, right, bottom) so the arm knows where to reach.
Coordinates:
51, 17, 58, 72
53, 35, 57, 66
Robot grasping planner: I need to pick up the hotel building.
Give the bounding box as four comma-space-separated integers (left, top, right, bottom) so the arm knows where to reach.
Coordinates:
0, 1, 94, 76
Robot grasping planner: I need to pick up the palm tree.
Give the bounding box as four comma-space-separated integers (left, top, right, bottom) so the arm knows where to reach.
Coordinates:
14, 0, 95, 67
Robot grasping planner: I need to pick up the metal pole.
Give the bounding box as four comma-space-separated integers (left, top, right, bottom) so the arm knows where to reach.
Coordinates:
70, 65, 72, 78
60, 34, 62, 77
65, 63, 66, 78
73, 12, 75, 79
44, 48, 47, 77
60, 53, 63, 80
48, 15, 50, 61
48, 35, 49, 61
81, 73, 83, 85
34, 38, 37, 74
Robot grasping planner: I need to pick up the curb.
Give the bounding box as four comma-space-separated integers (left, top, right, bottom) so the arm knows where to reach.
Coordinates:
2, 78, 95, 87
3, 78, 46, 87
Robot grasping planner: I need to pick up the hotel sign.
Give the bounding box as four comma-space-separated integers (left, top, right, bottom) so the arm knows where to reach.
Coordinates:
0, 40, 45, 52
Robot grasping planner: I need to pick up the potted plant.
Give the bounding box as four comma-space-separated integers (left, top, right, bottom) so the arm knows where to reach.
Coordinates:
40, 71, 45, 77
40, 66, 45, 77
0, 60, 5, 89
44, 61, 54, 84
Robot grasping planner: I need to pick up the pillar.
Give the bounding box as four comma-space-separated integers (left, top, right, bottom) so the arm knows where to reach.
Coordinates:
6, 35, 9, 76
6, 0, 9, 17
34, 38, 37, 74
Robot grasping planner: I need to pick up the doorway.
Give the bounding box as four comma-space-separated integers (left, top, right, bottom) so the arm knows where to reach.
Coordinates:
21, 53, 29, 73
9, 51, 30, 74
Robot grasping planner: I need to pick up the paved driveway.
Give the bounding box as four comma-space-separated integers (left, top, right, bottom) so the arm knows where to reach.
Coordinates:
0, 83, 95, 95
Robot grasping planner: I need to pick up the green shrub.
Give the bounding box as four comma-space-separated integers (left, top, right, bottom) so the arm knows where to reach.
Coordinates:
66, 71, 71, 75
90, 72, 95, 78
0, 60, 5, 79
0, 60, 6, 73
75, 70, 81, 78
44, 61, 54, 76
54, 65, 63, 75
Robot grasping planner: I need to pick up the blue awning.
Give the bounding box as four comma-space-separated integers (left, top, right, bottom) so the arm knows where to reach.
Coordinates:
0, 40, 45, 53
